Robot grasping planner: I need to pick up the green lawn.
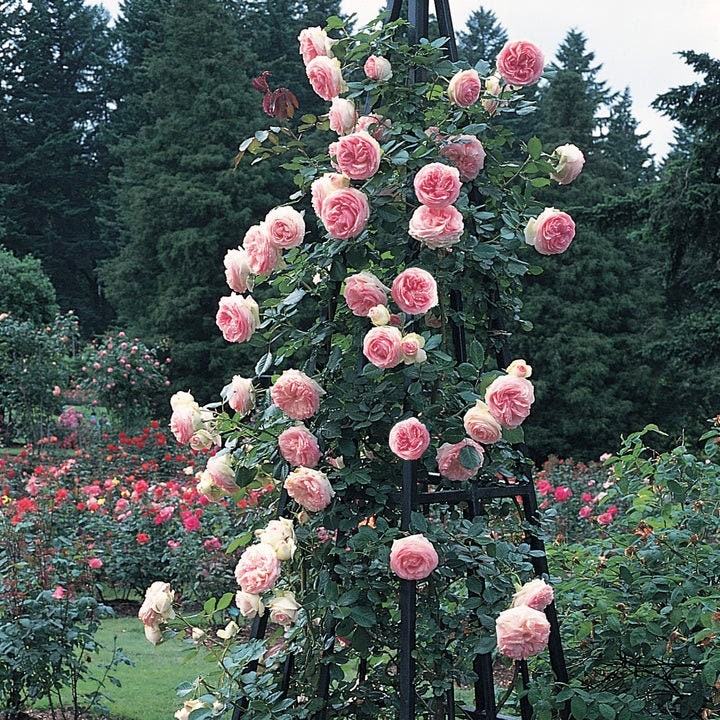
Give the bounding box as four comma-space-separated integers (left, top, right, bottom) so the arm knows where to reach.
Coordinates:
36, 616, 215, 720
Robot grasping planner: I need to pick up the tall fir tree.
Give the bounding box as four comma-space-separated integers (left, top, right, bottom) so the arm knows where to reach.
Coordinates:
456, 7, 508, 67
0, 0, 114, 332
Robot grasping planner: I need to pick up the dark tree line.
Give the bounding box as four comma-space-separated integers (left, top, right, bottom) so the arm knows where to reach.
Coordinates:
1, 1, 718, 459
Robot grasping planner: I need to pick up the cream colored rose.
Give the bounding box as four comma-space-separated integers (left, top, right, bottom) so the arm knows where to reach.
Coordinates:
236, 590, 265, 618
174, 699, 208, 720
144, 623, 163, 645
550, 143, 585, 185
255, 518, 297, 561
368, 304, 392, 326
506, 359, 532, 378
216, 620, 240, 639
196, 471, 226, 502
170, 391, 199, 412
267, 591, 301, 626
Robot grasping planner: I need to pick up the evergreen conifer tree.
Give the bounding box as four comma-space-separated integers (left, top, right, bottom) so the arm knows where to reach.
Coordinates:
456, 6, 508, 67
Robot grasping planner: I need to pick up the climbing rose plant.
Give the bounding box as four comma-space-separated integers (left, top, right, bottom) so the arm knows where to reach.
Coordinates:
150, 14, 585, 719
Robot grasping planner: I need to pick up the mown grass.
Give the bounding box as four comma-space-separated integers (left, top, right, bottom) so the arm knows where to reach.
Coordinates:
35, 616, 214, 720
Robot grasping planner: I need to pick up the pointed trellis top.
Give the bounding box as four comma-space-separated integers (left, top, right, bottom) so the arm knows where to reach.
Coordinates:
386, 0, 458, 61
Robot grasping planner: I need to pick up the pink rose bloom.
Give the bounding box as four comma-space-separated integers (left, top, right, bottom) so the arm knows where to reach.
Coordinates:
223, 247, 253, 293
88, 557, 103, 569
221, 375, 255, 416
550, 143, 585, 185
597, 511, 614, 526
484, 374, 535, 429
553, 486, 572, 502
364, 55, 393, 82
408, 205, 464, 249
343, 271, 390, 316
463, 400, 503, 444
236, 590, 265, 619
278, 424, 322, 468
242, 223, 282, 275
482, 74, 504, 115
389, 534, 439, 580
264, 206, 305, 249
413, 163, 461, 208
391, 267, 438, 315
447, 68, 482, 107
355, 113, 391, 141
389, 417, 431, 460
284, 467, 335, 512
320, 187, 370, 239
215, 294, 259, 344
330, 131, 381, 181
310, 173, 350, 216
205, 453, 238, 493
234, 543, 282, 594
496, 40, 545, 87
305, 55, 346, 101
298, 26, 333, 66
495, 605, 551, 660
536, 479, 554, 496
525, 207, 576, 255
52, 586, 67, 600
270, 369, 325, 420
170, 406, 199, 445
401, 332, 427, 364
329, 97, 358, 136
506, 359, 532, 378
578, 505, 593, 519
439, 135, 486, 182
362, 326, 404, 369
436, 439, 484, 481
511, 579, 554, 611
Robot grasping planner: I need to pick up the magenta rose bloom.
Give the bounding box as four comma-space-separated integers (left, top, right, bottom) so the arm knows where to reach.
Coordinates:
242, 223, 282, 276
319, 187, 370, 239
389, 417, 431, 460
305, 55, 346, 100
284, 467, 335, 512
413, 162, 461, 208
264, 206, 305, 250
447, 68, 482, 107
391, 267, 438, 315
278, 424, 322, 468
439, 135, 486, 182
524, 207, 576, 255
223, 247, 253, 293
390, 534, 439, 580
234, 543, 282, 595
363, 326, 404, 369
215, 294, 259, 344
330, 131, 382, 180
343, 271, 390, 316
270, 369, 324, 420
484, 374, 535, 429
495, 605, 551, 660
496, 40, 545, 87
512, 579, 555, 611
436, 439, 484, 481
408, 205, 464, 249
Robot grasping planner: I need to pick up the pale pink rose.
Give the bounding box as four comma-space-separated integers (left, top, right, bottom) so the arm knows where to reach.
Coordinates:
223, 247, 253, 293
496, 40, 545, 87
391, 267, 438, 315
189, 429, 217, 452
506, 359, 532, 378
270, 369, 325, 420
401, 332, 427, 364
221, 375, 255, 416
319, 187, 370, 239
484, 374, 535, 429
205, 453, 238, 493
267, 592, 301, 626
298, 26, 333, 65
234, 544, 282, 594
306, 56, 346, 101
362, 325, 404, 369
413, 163, 461, 208
482, 74, 504, 115
463, 400, 503, 444
343, 271, 390, 316
447, 68, 482, 107
215, 294, 259, 344
550, 144, 585, 185
196, 471, 226, 502
310, 173, 350, 216
355, 113, 391, 141
369, 304, 392, 326
264, 206, 305, 249
495, 605, 551, 660
364, 55, 393, 82
439, 135, 486, 182
138, 581, 175, 626
255, 518, 296, 561
389, 417, 431, 460
170, 406, 199, 445
242, 223, 282, 275
330, 131, 381, 181
511, 578, 554, 611
329, 97, 358, 136
284, 467, 335, 512
524, 207, 576, 255
278, 424, 322, 468
235, 591, 265, 618
408, 205, 464, 249
436, 439, 484, 481
389, 534, 439, 580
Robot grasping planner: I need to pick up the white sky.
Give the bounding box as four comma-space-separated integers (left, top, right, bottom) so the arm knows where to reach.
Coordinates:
93, 0, 720, 160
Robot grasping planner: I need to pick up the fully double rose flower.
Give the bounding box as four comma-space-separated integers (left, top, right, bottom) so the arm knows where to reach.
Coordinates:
329, 97, 358, 136
496, 40, 545, 87
447, 68, 482, 107
413, 162, 461, 208
363, 325, 404, 369
242, 223, 283, 276
265, 206, 305, 249
495, 605, 551, 660
270, 369, 325, 420
436, 439, 484, 481
330, 131, 382, 180
223, 247, 253, 293
319, 187, 370, 239
343, 271, 390, 316
484, 372, 535, 429
390, 534, 439, 580
278, 424, 322, 468
364, 55, 393, 82
511, 578, 555, 611
524, 207, 576, 255
389, 417, 431, 460
408, 205, 464, 249
549, 143, 585, 185
234, 543, 282, 595
215, 294, 259, 344
391, 267, 438, 315
463, 400, 503, 444
221, 375, 255, 416
310, 172, 350, 216
298, 26, 333, 66
306, 55, 346, 101
401, 332, 427, 364
284, 467, 335, 512
439, 135, 486, 183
